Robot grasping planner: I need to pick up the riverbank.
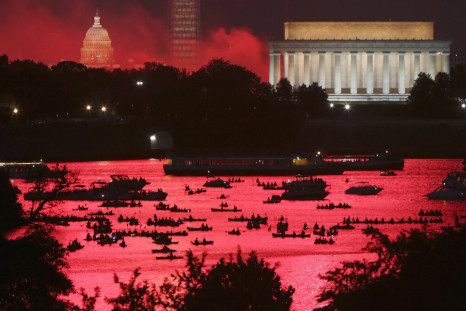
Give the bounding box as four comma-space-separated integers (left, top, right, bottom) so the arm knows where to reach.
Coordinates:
0, 119, 464, 162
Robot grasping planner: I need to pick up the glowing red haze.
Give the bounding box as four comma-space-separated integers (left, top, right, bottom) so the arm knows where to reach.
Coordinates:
0, 0, 269, 79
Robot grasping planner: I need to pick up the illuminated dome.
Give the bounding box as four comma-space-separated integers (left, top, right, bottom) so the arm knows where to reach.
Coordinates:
80, 11, 115, 68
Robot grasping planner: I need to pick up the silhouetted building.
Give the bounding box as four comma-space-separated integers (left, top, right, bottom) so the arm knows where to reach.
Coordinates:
169, 0, 201, 68
80, 11, 116, 69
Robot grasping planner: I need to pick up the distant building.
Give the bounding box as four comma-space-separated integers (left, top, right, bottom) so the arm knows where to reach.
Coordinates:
169, 0, 201, 68
268, 22, 451, 103
80, 11, 116, 69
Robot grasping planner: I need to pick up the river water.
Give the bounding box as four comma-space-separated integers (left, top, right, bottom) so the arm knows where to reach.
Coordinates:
16, 159, 465, 310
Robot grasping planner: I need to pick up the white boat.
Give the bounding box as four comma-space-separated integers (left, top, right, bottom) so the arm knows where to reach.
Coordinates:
426, 171, 466, 201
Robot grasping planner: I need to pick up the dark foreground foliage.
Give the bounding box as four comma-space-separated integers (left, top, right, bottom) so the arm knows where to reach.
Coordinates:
0, 172, 75, 310
102, 249, 295, 311
0, 171, 23, 234
0, 225, 74, 310
315, 224, 466, 311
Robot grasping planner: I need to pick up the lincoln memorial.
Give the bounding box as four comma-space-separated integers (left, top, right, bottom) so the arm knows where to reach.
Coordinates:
268, 22, 451, 102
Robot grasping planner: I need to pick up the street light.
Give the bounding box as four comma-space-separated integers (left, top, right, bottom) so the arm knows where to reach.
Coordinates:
13, 108, 18, 114
101, 106, 107, 112
86, 105, 92, 111
345, 104, 350, 110
150, 135, 156, 142
329, 103, 334, 108
462, 103, 465, 109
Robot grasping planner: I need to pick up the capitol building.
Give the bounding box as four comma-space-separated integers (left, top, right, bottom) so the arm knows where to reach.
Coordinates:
80, 12, 116, 69
268, 22, 451, 102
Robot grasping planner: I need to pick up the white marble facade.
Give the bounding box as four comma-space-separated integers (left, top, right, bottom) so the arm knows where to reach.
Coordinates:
268, 40, 451, 102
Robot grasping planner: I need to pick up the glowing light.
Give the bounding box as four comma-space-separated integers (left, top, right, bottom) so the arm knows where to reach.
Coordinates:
86, 105, 92, 110
150, 135, 156, 142
329, 103, 334, 108
317, 151, 321, 155
13, 108, 18, 114
136, 81, 144, 86
345, 104, 350, 110
462, 103, 466, 109
101, 106, 107, 112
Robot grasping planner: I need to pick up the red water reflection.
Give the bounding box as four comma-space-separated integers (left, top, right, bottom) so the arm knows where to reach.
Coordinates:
16, 159, 464, 310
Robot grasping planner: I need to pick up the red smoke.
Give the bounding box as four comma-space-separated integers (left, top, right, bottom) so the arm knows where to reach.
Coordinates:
199, 27, 269, 80
0, 0, 268, 79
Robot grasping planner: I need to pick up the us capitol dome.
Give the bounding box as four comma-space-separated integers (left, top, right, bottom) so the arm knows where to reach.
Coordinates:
80, 11, 116, 69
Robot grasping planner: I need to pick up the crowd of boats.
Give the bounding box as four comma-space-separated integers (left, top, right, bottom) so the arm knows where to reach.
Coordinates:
6, 157, 463, 261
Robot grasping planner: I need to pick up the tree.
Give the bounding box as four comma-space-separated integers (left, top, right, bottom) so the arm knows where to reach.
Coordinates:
315, 225, 466, 311
181, 250, 295, 311
295, 82, 329, 118
275, 78, 293, 105
0, 171, 23, 234
0, 225, 74, 310
26, 168, 79, 221
106, 250, 295, 311
407, 72, 456, 118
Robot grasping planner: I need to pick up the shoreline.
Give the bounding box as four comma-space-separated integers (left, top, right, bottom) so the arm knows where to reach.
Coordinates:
1, 119, 465, 162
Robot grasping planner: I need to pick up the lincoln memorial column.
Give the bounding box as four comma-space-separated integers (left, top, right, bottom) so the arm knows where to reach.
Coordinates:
304, 52, 311, 86
366, 52, 374, 94
318, 52, 326, 87
334, 52, 341, 94
413, 51, 421, 82
398, 52, 405, 94
442, 52, 450, 73
283, 52, 289, 79
269, 53, 275, 86
429, 52, 436, 78
350, 51, 358, 94
274, 53, 281, 85
382, 52, 390, 94
288, 52, 295, 86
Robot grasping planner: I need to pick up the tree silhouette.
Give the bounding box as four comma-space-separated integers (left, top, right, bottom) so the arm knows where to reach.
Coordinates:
0, 171, 23, 234
315, 225, 466, 311
105, 249, 295, 311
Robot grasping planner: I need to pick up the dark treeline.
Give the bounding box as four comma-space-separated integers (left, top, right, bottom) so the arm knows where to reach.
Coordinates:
1, 54, 465, 151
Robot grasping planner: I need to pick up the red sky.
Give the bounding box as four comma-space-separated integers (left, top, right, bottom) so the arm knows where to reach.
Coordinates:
0, 0, 269, 79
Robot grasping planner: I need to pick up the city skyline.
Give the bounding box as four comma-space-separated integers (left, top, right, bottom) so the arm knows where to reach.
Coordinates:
0, 0, 463, 78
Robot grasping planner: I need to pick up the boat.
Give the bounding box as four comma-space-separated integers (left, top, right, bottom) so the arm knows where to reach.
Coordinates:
24, 174, 168, 201
72, 205, 89, 211
182, 215, 207, 222
119, 239, 127, 248
263, 195, 282, 204
151, 246, 176, 253
345, 185, 383, 195
227, 228, 241, 235
0, 161, 70, 179
187, 224, 212, 231
66, 239, 84, 252
191, 239, 214, 246
211, 206, 242, 212
426, 170, 466, 201
169, 206, 191, 213
272, 231, 311, 238
156, 254, 183, 260
203, 178, 232, 188
316, 202, 351, 209
163, 155, 344, 176
281, 176, 329, 200
321, 151, 404, 171
99, 200, 130, 207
